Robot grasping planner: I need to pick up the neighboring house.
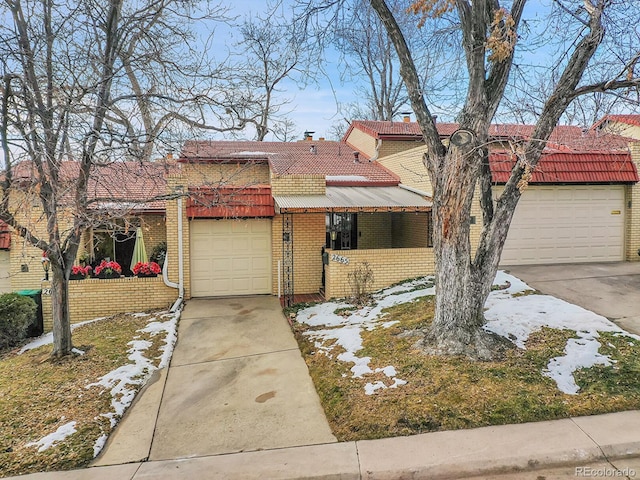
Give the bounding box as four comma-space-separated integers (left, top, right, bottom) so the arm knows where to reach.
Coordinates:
6, 115, 640, 330
3, 161, 177, 330
346, 118, 640, 266
592, 114, 640, 140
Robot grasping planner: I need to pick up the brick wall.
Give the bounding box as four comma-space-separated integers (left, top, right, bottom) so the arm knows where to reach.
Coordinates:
270, 174, 326, 196
379, 140, 426, 160
324, 247, 435, 299
272, 213, 325, 295
345, 128, 377, 158
40, 277, 177, 332
378, 145, 432, 192
165, 175, 191, 299
182, 163, 270, 187
358, 213, 392, 249
626, 143, 640, 261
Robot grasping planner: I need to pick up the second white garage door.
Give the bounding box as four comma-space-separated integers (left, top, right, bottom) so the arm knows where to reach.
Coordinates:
500, 185, 625, 265
190, 219, 272, 297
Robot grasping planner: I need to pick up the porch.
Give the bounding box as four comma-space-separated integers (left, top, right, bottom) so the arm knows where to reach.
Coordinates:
273, 185, 434, 304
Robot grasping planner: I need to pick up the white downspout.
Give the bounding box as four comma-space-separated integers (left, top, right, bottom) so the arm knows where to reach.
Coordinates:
163, 194, 184, 312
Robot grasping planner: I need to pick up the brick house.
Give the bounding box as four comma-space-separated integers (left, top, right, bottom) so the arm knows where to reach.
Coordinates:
5, 115, 640, 330
346, 118, 640, 265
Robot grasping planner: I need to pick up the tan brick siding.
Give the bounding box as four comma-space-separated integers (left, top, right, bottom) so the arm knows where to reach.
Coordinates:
379, 140, 426, 160
626, 143, 640, 261
378, 145, 432, 193
324, 247, 435, 299
40, 277, 177, 332
270, 174, 326, 196
358, 213, 392, 249
165, 175, 191, 299
345, 128, 377, 158
182, 163, 270, 187
272, 213, 325, 295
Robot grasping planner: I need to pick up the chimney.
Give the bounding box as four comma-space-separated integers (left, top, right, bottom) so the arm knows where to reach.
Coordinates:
303, 130, 315, 141
353, 151, 360, 163
401, 111, 412, 123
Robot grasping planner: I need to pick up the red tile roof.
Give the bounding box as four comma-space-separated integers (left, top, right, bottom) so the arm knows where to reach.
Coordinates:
11, 160, 174, 212
592, 114, 640, 129
180, 140, 399, 186
490, 151, 638, 184
187, 186, 275, 218
347, 120, 636, 149
0, 221, 11, 250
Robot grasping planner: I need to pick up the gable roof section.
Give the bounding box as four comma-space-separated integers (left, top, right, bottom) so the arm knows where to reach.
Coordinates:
592, 114, 640, 130
11, 160, 173, 212
491, 151, 637, 184
344, 119, 640, 150
180, 140, 399, 186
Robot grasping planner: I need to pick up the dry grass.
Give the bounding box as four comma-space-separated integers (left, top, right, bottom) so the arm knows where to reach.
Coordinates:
0, 311, 169, 477
294, 296, 640, 442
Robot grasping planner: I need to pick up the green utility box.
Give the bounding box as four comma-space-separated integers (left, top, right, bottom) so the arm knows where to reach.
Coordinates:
16, 289, 43, 337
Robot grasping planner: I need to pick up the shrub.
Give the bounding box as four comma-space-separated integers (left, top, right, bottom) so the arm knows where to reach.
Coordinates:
0, 293, 37, 350
150, 241, 167, 267
348, 262, 375, 306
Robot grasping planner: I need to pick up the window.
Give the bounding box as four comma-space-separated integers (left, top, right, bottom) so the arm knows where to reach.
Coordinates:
326, 213, 358, 250
88, 228, 137, 276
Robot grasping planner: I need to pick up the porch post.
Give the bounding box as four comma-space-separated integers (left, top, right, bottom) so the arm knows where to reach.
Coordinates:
282, 213, 294, 307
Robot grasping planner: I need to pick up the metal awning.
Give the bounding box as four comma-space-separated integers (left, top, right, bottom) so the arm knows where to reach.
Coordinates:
274, 186, 432, 213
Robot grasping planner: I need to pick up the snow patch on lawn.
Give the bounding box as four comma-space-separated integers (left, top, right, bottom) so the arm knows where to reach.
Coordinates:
297, 277, 435, 393
298, 271, 639, 397
18, 317, 107, 354
485, 272, 639, 394
26, 421, 77, 452
20, 309, 180, 457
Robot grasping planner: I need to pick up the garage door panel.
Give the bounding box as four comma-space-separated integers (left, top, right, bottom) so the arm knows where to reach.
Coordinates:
190, 219, 272, 297
501, 186, 624, 265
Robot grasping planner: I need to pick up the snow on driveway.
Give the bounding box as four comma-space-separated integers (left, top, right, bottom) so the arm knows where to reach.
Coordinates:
297, 271, 639, 396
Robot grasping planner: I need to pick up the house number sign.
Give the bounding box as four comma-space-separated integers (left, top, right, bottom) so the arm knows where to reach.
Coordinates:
42, 288, 51, 295
331, 254, 350, 265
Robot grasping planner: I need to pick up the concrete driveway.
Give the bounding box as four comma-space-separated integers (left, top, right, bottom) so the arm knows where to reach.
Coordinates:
506, 262, 640, 335
95, 296, 336, 465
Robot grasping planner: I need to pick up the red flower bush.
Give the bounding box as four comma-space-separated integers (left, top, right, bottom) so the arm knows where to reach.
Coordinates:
70, 265, 92, 277
94, 260, 122, 277
132, 261, 161, 276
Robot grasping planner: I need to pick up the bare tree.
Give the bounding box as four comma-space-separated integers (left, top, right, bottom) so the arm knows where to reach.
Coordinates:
362, 0, 640, 359
0, 0, 246, 356
334, 0, 408, 120
228, 7, 315, 141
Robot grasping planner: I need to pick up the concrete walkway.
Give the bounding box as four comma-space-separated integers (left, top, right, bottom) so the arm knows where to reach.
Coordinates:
94, 296, 336, 465
8, 282, 640, 479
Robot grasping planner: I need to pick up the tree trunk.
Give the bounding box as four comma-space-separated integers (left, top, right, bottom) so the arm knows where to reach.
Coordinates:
420, 142, 510, 361
424, 252, 506, 361
51, 263, 72, 357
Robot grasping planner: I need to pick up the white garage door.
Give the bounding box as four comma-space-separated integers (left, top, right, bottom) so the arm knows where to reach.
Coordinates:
501, 186, 625, 265
190, 219, 272, 297
0, 250, 10, 293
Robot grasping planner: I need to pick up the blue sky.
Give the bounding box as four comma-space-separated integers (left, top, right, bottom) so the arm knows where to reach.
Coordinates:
213, 1, 362, 141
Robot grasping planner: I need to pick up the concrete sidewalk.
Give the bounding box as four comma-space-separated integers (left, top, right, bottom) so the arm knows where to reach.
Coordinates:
10, 410, 640, 479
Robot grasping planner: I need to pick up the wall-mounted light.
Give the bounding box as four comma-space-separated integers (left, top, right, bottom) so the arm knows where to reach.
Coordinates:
330, 229, 338, 241
41, 252, 50, 281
